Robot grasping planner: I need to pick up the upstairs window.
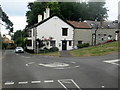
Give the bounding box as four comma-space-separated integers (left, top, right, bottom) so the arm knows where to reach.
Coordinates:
62, 28, 68, 36
28, 30, 32, 37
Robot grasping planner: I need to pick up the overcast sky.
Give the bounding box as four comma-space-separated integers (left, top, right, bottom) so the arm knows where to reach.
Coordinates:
0, 0, 119, 36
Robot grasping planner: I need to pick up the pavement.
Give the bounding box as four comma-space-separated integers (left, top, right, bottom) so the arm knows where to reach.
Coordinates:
1, 50, 119, 90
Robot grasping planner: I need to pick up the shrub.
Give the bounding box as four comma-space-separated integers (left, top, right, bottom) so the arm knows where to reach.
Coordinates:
77, 43, 89, 49
49, 47, 59, 52
39, 47, 49, 53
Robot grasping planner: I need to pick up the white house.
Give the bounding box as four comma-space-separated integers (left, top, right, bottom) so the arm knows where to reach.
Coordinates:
26, 8, 91, 52
26, 15, 75, 52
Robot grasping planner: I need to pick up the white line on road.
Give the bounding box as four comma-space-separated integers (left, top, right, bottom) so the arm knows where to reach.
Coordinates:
103, 59, 120, 66
21, 56, 30, 58
31, 81, 41, 84
70, 61, 76, 64
44, 80, 54, 83
26, 62, 35, 66
58, 79, 81, 90
4, 82, 14, 85
71, 79, 80, 89
57, 80, 67, 90
18, 81, 28, 84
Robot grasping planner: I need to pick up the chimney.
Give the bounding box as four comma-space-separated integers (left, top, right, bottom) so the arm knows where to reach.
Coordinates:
38, 14, 42, 23
46, 7, 50, 18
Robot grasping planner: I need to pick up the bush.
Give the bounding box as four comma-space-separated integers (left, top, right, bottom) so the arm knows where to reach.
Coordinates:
77, 43, 89, 49
49, 47, 59, 52
39, 47, 49, 53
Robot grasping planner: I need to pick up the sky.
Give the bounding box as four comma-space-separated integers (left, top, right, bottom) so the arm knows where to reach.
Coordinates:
0, 0, 119, 37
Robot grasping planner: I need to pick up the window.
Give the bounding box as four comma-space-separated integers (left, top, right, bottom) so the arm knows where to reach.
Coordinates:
108, 35, 112, 40
28, 30, 32, 37
50, 41, 56, 46
78, 41, 82, 44
104, 34, 107, 40
62, 28, 68, 36
27, 40, 32, 46
69, 41, 72, 46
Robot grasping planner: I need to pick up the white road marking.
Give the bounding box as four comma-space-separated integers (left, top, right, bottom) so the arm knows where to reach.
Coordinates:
71, 62, 76, 64
103, 59, 120, 66
26, 62, 35, 66
44, 80, 54, 83
18, 81, 28, 84
71, 79, 80, 89
16, 54, 19, 55
39, 62, 69, 68
101, 85, 105, 88
21, 56, 30, 58
4, 81, 14, 85
31, 81, 41, 84
58, 80, 67, 89
58, 79, 81, 90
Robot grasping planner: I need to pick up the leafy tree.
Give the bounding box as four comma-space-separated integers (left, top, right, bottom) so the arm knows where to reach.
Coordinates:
12, 30, 27, 48
0, 6, 14, 32
87, 2, 108, 21
25, 2, 108, 27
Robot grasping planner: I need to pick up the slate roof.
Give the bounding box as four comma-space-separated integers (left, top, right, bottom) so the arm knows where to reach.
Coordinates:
27, 15, 91, 29
85, 20, 118, 29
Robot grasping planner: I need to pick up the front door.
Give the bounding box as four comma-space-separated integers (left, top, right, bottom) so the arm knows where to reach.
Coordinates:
62, 41, 67, 50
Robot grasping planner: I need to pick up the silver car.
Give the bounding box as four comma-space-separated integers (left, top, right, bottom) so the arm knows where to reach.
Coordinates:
15, 47, 24, 53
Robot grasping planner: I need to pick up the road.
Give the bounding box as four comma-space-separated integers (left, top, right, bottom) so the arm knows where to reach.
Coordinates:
2, 50, 119, 90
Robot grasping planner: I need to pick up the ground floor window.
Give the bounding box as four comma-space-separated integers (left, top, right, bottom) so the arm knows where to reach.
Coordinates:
78, 41, 82, 44
69, 41, 72, 46
27, 40, 32, 46
50, 41, 56, 46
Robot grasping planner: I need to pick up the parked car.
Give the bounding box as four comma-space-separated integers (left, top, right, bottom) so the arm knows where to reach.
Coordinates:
15, 47, 24, 53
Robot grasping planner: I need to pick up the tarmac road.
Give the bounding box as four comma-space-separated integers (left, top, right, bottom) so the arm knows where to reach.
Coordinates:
2, 50, 119, 90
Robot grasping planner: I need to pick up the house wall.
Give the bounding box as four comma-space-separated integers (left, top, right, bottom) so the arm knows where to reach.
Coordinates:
74, 29, 118, 48
93, 29, 118, 44
26, 28, 35, 50
74, 29, 92, 47
36, 16, 74, 51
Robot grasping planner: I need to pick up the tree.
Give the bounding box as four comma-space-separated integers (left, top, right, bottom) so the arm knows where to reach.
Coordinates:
12, 30, 27, 48
87, 2, 108, 21
0, 5, 14, 32
25, 2, 108, 27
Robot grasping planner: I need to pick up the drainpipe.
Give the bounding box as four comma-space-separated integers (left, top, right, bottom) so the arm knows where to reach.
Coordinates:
94, 25, 98, 46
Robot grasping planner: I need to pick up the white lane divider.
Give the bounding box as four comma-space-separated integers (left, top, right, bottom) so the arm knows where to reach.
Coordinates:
31, 81, 41, 84
4, 81, 14, 85
18, 81, 28, 84
44, 80, 54, 83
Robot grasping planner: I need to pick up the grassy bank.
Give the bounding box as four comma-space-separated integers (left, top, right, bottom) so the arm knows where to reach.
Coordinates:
70, 41, 119, 57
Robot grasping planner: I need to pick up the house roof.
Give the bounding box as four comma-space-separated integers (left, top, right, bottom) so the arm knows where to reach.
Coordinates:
85, 20, 118, 29
32, 14, 91, 29
67, 20, 91, 29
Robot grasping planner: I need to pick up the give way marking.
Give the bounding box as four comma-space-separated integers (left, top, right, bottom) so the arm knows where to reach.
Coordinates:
103, 59, 120, 66
58, 79, 81, 90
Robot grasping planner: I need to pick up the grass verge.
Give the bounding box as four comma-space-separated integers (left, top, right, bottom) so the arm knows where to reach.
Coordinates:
70, 41, 119, 57
34, 51, 60, 56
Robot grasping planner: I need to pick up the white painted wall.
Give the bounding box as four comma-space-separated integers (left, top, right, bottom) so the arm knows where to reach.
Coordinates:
36, 16, 74, 51
27, 28, 34, 50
